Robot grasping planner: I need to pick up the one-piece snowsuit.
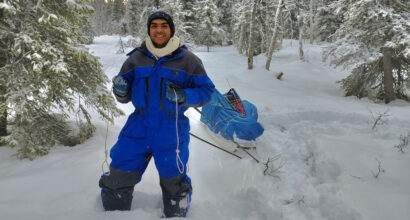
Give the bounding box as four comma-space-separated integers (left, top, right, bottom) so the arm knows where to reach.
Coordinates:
99, 42, 215, 217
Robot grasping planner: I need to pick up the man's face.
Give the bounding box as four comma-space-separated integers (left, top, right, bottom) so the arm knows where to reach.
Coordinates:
149, 19, 171, 48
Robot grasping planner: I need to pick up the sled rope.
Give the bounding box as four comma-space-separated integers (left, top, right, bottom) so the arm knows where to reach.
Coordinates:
101, 88, 113, 176
174, 89, 185, 174
189, 132, 242, 159
102, 119, 110, 176
194, 107, 260, 163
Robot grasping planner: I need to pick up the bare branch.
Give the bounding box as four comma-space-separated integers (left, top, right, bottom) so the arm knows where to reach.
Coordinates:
367, 108, 389, 130
371, 158, 385, 179
263, 154, 286, 179
394, 132, 409, 153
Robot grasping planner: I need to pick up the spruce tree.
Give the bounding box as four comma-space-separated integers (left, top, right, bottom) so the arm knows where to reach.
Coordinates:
0, 0, 123, 159
126, 0, 140, 37
324, 0, 410, 103
313, 0, 344, 42
162, 0, 195, 44
193, 0, 224, 52
126, 0, 156, 39
112, 0, 125, 22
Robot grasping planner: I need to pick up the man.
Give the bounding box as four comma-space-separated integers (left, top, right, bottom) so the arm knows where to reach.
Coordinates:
99, 11, 215, 218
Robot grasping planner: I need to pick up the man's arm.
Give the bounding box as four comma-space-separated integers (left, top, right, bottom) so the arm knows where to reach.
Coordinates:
112, 57, 135, 104
181, 60, 215, 107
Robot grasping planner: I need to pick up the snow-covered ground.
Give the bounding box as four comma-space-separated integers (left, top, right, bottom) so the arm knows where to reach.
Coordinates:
1, 35, 409, 220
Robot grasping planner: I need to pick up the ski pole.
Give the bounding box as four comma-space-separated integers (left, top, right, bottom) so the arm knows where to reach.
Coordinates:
189, 132, 242, 159
194, 107, 260, 163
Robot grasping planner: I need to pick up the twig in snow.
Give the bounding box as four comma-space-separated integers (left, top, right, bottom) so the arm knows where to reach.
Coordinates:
263, 155, 285, 179
276, 72, 284, 80
367, 108, 389, 130
394, 132, 409, 153
350, 174, 362, 180
371, 158, 385, 179
304, 152, 314, 165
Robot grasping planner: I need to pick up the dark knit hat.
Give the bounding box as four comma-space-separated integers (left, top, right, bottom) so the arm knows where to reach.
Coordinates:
147, 11, 175, 37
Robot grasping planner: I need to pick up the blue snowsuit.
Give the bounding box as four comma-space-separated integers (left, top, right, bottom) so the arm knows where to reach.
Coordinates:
99, 42, 215, 217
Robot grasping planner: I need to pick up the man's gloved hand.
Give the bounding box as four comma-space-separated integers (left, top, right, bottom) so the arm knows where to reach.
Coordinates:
166, 82, 186, 104
112, 75, 129, 97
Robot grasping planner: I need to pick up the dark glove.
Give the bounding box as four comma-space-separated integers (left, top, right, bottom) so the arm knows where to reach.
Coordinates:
166, 82, 186, 104
113, 75, 129, 97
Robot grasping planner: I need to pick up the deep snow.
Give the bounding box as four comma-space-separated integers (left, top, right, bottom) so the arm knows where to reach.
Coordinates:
0, 36, 409, 220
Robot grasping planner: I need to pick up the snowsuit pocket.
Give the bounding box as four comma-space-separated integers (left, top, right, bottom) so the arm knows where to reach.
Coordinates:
159, 70, 187, 111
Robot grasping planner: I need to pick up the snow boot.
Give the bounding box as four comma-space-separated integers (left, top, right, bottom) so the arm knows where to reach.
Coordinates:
160, 175, 192, 218
99, 166, 139, 211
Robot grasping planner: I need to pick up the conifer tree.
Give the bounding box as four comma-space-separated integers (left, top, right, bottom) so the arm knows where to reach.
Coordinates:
0, 0, 123, 159
112, 0, 125, 22
126, 0, 156, 38
313, 0, 345, 42
90, 0, 114, 35
161, 0, 194, 43
126, 0, 140, 37
324, 0, 410, 103
193, 0, 224, 52
232, 0, 250, 54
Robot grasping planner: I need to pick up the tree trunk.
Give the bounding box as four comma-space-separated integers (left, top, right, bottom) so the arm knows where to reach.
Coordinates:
298, 14, 304, 60
382, 47, 394, 103
265, 0, 284, 70
238, 0, 247, 55
309, 0, 314, 44
0, 85, 6, 136
238, 21, 246, 54
0, 108, 6, 136
248, 0, 259, 70
155, 0, 160, 9
397, 64, 402, 87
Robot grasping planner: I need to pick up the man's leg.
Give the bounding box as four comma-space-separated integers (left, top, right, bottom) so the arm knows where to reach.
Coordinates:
160, 174, 192, 218
153, 139, 192, 217
99, 137, 151, 211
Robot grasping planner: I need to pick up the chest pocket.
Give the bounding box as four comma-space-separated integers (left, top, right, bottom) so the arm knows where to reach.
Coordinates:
159, 70, 187, 111
131, 69, 151, 109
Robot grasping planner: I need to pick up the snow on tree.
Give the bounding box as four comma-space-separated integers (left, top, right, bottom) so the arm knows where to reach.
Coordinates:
90, 0, 113, 35
248, 0, 261, 69
266, 0, 285, 70
324, 0, 410, 103
126, 0, 140, 37
193, 0, 224, 52
111, 0, 125, 22
0, 0, 123, 159
126, 0, 157, 38
313, 0, 344, 42
160, 0, 195, 44
215, 0, 234, 45
231, 0, 251, 54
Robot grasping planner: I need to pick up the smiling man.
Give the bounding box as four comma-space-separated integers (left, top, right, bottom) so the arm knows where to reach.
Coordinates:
98, 11, 215, 218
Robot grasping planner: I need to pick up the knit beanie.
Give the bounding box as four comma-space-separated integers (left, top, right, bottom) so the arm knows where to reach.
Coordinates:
147, 11, 175, 37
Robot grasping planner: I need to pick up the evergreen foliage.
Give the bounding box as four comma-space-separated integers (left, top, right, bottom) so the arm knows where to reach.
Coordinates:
313, 0, 344, 42
324, 0, 410, 102
112, 0, 125, 22
161, 0, 196, 44
126, 0, 156, 38
193, 0, 224, 51
0, 0, 123, 159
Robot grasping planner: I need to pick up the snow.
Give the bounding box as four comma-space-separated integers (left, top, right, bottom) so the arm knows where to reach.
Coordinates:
0, 2, 13, 12
1, 35, 410, 220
